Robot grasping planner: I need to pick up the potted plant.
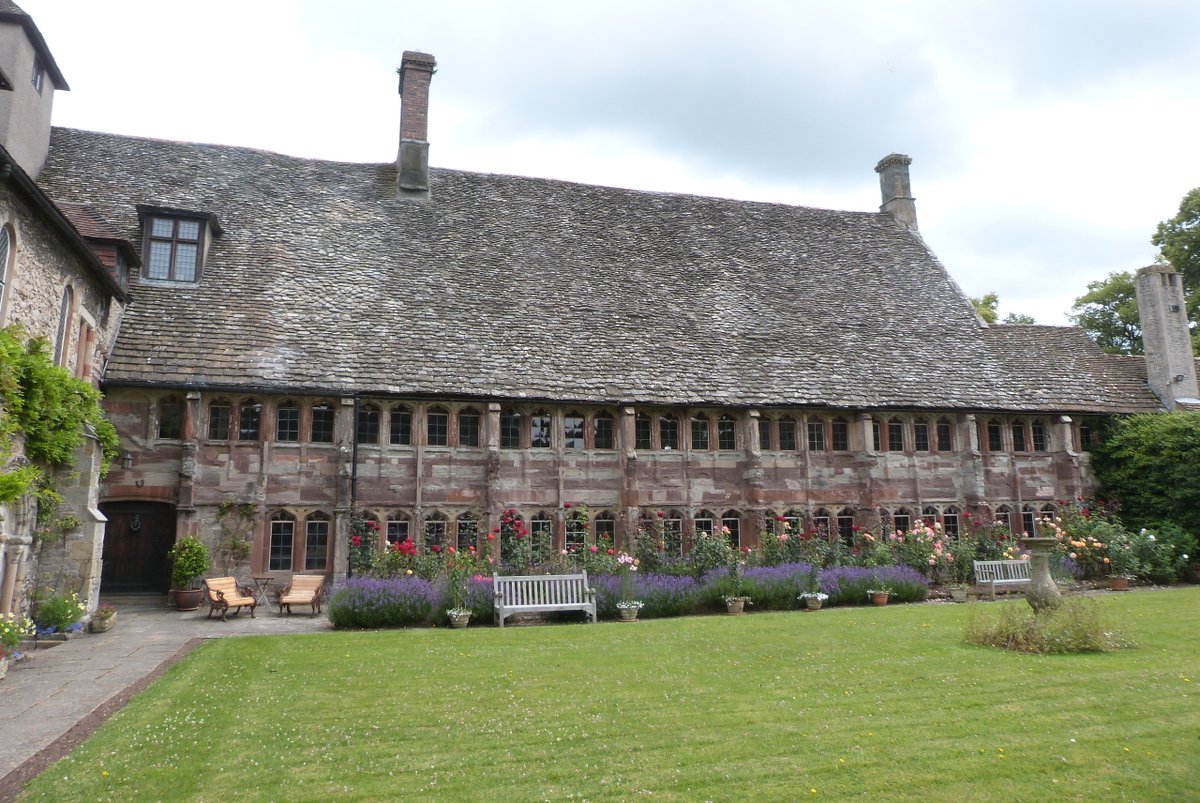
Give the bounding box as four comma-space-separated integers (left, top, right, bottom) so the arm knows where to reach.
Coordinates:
0, 613, 34, 679
798, 568, 827, 610
444, 545, 477, 627
1107, 533, 1139, 591
949, 583, 969, 603
724, 558, 752, 615
168, 535, 211, 611
616, 552, 643, 621
89, 603, 118, 633
867, 584, 893, 606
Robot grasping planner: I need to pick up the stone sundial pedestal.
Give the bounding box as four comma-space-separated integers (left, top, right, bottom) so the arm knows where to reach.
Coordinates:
1020, 537, 1062, 612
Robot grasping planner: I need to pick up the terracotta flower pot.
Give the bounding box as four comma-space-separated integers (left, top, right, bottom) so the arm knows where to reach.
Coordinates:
448, 611, 471, 628
871, 592, 889, 607
726, 598, 746, 615
174, 588, 205, 612
619, 608, 639, 622
1110, 576, 1130, 591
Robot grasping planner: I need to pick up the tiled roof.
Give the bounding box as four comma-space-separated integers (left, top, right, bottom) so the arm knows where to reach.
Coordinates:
0, 1, 68, 90
54, 201, 123, 240
37, 127, 1164, 414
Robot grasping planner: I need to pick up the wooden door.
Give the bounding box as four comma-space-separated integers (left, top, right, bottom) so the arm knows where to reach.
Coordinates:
100, 502, 176, 592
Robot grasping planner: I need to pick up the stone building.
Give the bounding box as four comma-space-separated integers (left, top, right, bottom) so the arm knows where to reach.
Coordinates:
3, 3, 1198, 594
0, 0, 130, 613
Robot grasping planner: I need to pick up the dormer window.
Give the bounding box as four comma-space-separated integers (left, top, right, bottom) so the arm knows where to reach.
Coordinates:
137, 205, 222, 284
146, 216, 202, 281
32, 56, 44, 94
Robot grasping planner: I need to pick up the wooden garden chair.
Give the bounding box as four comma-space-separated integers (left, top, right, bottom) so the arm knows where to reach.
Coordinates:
279, 574, 325, 616
202, 577, 257, 621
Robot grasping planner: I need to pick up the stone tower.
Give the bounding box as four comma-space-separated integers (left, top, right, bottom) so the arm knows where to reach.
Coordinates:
1136, 263, 1199, 410
0, 1, 68, 179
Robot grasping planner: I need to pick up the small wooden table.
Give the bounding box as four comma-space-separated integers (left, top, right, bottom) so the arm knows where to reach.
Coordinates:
249, 575, 275, 613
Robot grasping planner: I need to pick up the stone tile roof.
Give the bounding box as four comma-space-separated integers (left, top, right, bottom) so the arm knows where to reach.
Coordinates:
37, 127, 1164, 414
54, 201, 122, 240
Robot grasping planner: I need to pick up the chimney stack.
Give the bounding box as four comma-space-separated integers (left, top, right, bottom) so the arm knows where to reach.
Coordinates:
875, 153, 917, 230
1135, 264, 1199, 410
397, 50, 436, 196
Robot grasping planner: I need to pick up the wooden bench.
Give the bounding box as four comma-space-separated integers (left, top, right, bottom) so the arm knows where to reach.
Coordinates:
973, 559, 1032, 600
279, 574, 325, 616
493, 572, 597, 627
202, 577, 258, 621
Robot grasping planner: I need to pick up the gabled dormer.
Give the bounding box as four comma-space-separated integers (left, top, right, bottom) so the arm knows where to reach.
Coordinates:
0, 1, 69, 178
135, 205, 222, 284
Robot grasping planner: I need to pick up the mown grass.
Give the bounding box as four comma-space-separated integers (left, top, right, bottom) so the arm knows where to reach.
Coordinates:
20, 588, 1200, 802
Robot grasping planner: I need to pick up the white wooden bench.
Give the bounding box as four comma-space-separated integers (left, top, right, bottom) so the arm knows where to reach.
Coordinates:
493, 572, 597, 627
973, 559, 1032, 600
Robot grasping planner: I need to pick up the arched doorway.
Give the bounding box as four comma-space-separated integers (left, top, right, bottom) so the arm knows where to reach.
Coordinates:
99, 501, 176, 592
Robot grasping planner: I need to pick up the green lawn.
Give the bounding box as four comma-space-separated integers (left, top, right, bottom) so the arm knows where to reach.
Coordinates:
21, 588, 1200, 802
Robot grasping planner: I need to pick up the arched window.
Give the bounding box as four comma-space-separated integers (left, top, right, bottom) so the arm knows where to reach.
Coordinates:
530, 410, 551, 448
663, 510, 683, 556
986, 420, 1004, 451
872, 420, 882, 451
385, 512, 412, 546
634, 413, 652, 449
310, 402, 335, 443
53, 285, 73, 366
721, 510, 741, 549
913, 418, 930, 452
458, 407, 481, 447
690, 414, 710, 450
831, 417, 850, 451
1011, 420, 1028, 452
456, 511, 479, 551
356, 403, 380, 444
305, 511, 331, 570
783, 508, 803, 536
275, 400, 300, 442
659, 415, 679, 450
565, 507, 587, 551
238, 398, 262, 441
426, 406, 449, 446
594, 511, 617, 547
811, 508, 832, 538
879, 508, 893, 534
807, 419, 826, 452
936, 418, 953, 451
208, 398, 232, 440
1032, 420, 1049, 452
529, 512, 553, 561
778, 416, 798, 451
943, 506, 960, 537
269, 510, 296, 571
717, 415, 736, 450
563, 411, 585, 450
837, 508, 856, 545
694, 510, 716, 538
893, 508, 913, 534
593, 411, 615, 450
499, 408, 521, 448
994, 505, 1013, 533
1040, 503, 1056, 526
499, 510, 527, 566
423, 511, 448, 551
887, 418, 904, 452
157, 395, 184, 440
389, 405, 412, 445
922, 506, 939, 527
1021, 505, 1037, 536
0, 224, 12, 323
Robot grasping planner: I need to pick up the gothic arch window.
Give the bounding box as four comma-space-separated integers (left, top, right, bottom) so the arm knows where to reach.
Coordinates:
778, 416, 798, 451
659, 414, 680, 450
663, 510, 684, 556
717, 415, 736, 451
1021, 505, 1038, 536
530, 410, 552, 449
913, 418, 930, 452
594, 511, 617, 546
563, 410, 585, 450
386, 512, 412, 545
423, 511, 448, 551
275, 400, 300, 442
529, 512, 553, 560
1011, 420, 1028, 452
994, 504, 1013, 533
269, 510, 297, 571
922, 506, 939, 527
208, 398, 232, 440
936, 418, 953, 451
986, 419, 1004, 452
811, 508, 832, 538
1032, 420, 1050, 452
390, 404, 412, 445
500, 408, 522, 449
356, 403, 380, 445
836, 508, 855, 545
426, 405, 449, 446
690, 413, 710, 451
310, 401, 335, 443
831, 417, 850, 451
458, 407, 481, 447
305, 511, 331, 570
943, 506, 961, 537
593, 411, 615, 450
694, 510, 716, 538
893, 507, 913, 534
634, 413, 652, 450
887, 418, 905, 452
157, 395, 184, 440
238, 398, 262, 441
456, 511, 479, 551
721, 510, 741, 549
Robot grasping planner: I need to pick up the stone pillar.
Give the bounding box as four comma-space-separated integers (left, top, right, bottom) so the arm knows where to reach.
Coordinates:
619, 407, 639, 550
1136, 264, 1199, 409
485, 403, 502, 558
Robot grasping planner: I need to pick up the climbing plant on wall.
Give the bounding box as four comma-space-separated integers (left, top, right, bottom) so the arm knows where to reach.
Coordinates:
0, 325, 120, 505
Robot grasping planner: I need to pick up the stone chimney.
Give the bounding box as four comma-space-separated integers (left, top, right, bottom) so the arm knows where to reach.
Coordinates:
397, 50, 436, 196
874, 153, 917, 231
1135, 263, 1199, 410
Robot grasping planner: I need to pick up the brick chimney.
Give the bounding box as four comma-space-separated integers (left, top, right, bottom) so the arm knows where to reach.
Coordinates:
875, 153, 917, 231
397, 50, 436, 196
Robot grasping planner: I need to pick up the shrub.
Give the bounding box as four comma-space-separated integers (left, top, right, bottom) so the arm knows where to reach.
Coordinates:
687, 530, 734, 579
698, 563, 816, 610
1137, 523, 1196, 583
327, 577, 440, 628
167, 536, 210, 589
964, 597, 1133, 653
33, 591, 86, 632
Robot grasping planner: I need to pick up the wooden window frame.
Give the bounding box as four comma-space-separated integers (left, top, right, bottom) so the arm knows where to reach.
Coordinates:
144, 215, 205, 282
426, 407, 449, 447
390, 405, 412, 445
778, 417, 798, 451
310, 402, 335, 443
356, 403, 381, 445
831, 418, 849, 451
305, 513, 330, 571
593, 412, 615, 450
458, 408, 481, 447
275, 401, 300, 442
807, 420, 825, 452
564, 411, 585, 450
157, 396, 184, 440
690, 414, 710, 451
500, 409, 522, 449
716, 415, 736, 451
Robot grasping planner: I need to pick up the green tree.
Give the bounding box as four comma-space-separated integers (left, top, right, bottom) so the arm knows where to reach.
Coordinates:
1002, 312, 1036, 324
970, 292, 999, 324
1151, 187, 1200, 290
1069, 271, 1142, 354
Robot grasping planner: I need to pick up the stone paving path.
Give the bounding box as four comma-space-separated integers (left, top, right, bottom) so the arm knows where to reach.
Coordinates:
0, 593, 331, 785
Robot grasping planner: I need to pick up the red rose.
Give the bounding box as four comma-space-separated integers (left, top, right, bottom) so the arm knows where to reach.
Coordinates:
431, 545, 442, 553
589, 545, 598, 553
487, 533, 495, 540
607, 549, 614, 555
351, 535, 362, 547
656, 511, 664, 518
448, 546, 456, 554
564, 502, 573, 508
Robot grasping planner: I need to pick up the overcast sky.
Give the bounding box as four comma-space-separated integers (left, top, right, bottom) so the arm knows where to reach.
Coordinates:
20, 0, 1200, 324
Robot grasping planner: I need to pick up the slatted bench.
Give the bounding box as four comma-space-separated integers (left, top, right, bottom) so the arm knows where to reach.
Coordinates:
202, 577, 258, 621
973, 559, 1032, 600
493, 572, 597, 627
